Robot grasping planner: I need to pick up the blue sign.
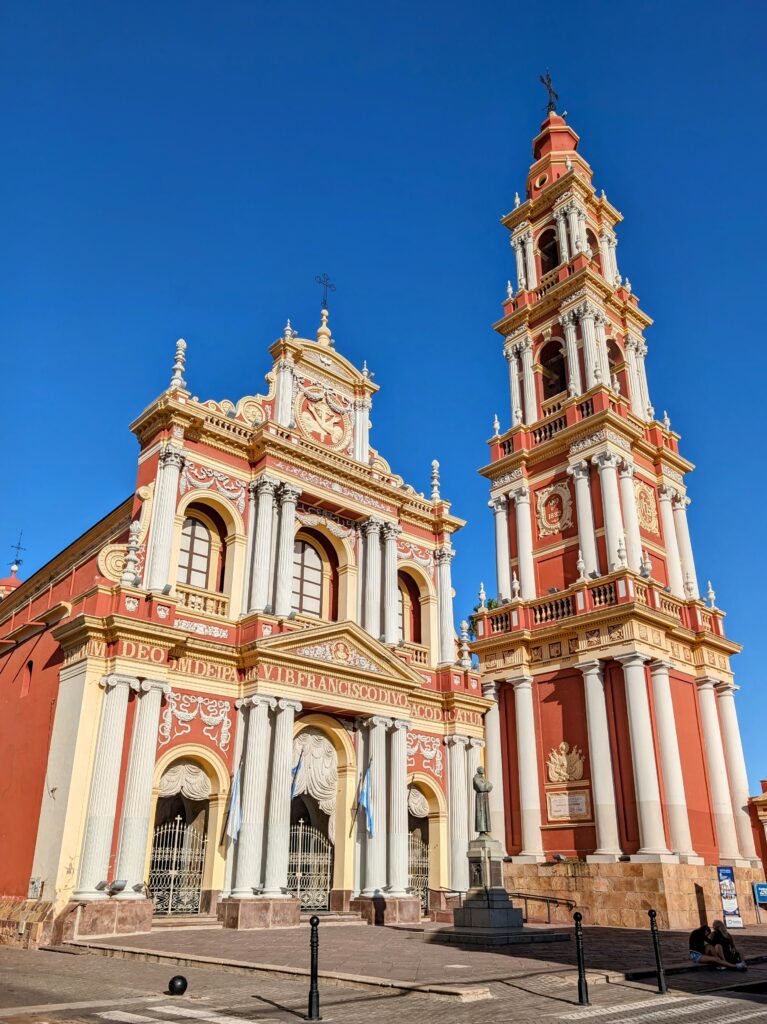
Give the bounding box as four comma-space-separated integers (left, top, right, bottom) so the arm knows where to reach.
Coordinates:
718, 866, 744, 929
753, 882, 767, 906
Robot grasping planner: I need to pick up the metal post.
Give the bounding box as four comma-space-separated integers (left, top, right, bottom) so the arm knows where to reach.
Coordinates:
648, 909, 668, 994
306, 914, 321, 1021
573, 911, 589, 1005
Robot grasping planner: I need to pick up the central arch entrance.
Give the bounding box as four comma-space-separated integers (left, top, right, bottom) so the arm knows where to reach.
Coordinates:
408, 785, 430, 913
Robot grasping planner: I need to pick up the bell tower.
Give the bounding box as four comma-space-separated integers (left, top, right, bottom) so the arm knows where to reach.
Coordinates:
472, 99, 763, 928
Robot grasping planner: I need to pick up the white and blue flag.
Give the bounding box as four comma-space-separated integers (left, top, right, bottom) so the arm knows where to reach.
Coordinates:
359, 762, 374, 837
225, 763, 242, 843
290, 750, 304, 800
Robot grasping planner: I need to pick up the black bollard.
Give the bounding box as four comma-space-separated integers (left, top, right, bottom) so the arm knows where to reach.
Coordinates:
648, 909, 668, 994
573, 912, 589, 1006
306, 914, 321, 1021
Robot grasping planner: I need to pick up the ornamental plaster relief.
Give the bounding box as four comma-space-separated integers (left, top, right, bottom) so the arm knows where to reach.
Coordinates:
634, 479, 660, 535
296, 503, 356, 539
172, 618, 230, 639
291, 639, 382, 674
158, 691, 233, 753
396, 539, 434, 569
406, 730, 444, 780
180, 461, 247, 514
535, 482, 574, 537
97, 484, 153, 583
569, 429, 631, 456
291, 727, 338, 841
546, 742, 585, 783
271, 459, 394, 514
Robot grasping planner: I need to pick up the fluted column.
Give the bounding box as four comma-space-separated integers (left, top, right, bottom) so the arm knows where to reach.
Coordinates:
362, 518, 383, 638
262, 698, 302, 896
249, 475, 279, 612
221, 699, 246, 899
519, 337, 537, 424
566, 203, 581, 254
488, 497, 511, 605
274, 357, 295, 427
241, 483, 257, 610
672, 494, 699, 598
73, 675, 135, 899
716, 682, 758, 862
436, 546, 456, 664
578, 209, 588, 252
618, 462, 642, 571
599, 232, 612, 282
511, 676, 544, 860
115, 679, 170, 896
382, 522, 401, 645
567, 461, 599, 577
145, 446, 185, 591
648, 661, 697, 859
658, 487, 685, 598
510, 486, 535, 600
273, 483, 301, 617
559, 311, 582, 395
554, 209, 570, 263
625, 336, 644, 416
231, 695, 276, 897
522, 231, 537, 289
578, 661, 622, 859
635, 339, 653, 417
362, 716, 391, 894
594, 312, 611, 384
592, 452, 624, 571
446, 735, 469, 890
697, 679, 743, 861
388, 720, 410, 895
354, 397, 371, 463
618, 654, 670, 856
512, 236, 526, 289
481, 681, 507, 850
577, 303, 600, 388
466, 738, 485, 840
505, 344, 523, 426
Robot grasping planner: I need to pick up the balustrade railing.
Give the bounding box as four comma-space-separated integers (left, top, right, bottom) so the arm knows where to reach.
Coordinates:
402, 641, 429, 666
590, 581, 617, 608
532, 594, 574, 624
175, 583, 230, 618
533, 414, 567, 445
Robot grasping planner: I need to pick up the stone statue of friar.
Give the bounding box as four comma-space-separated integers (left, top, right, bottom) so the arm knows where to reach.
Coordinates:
473, 766, 493, 835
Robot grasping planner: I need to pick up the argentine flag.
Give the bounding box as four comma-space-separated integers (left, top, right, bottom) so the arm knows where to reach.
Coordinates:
226, 763, 242, 843
359, 762, 374, 837
291, 750, 304, 800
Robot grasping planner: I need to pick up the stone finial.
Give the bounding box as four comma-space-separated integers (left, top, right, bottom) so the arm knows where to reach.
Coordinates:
600, 189, 606, 199
640, 549, 652, 579
663, 410, 671, 430
594, 363, 602, 384
506, 280, 514, 300
576, 549, 586, 583
317, 308, 333, 347
514, 192, 521, 208
647, 403, 656, 420
459, 620, 471, 669
511, 571, 521, 601
430, 459, 441, 501
492, 414, 500, 437
565, 156, 573, 172
614, 273, 623, 288
518, 272, 527, 290
611, 373, 621, 394
624, 277, 632, 293
617, 533, 628, 568
567, 377, 577, 398
707, 580, 716, 608
284, 318, 298, 340
169, 338, 187, 390
121, 520, 141, 585
478, 581, 487, 609
684, 572, 695, 599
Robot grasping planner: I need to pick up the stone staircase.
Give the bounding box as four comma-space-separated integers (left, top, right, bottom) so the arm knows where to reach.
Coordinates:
151, 914, 221, 930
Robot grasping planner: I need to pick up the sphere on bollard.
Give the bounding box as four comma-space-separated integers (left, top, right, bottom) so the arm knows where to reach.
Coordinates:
168, 976, 188, 996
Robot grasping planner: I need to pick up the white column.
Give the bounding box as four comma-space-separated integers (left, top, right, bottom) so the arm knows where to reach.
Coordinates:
717, 683, 759, 863
73, 675, 134, 899
362, 715, 391, 894
697, 679, 743, 861
446, 735, 469, 890
490, 496, 512, 602
519, 337, 537, 424
388, 720, 410, 895
618, 462, 642, 571
221, 700, 246, 899
114, 679, 169, 896
624, 336, 644, 416
658, 487, 685, 598
274, 357, 295, 427
635, 339, 653, 417
609, 237, 620, 284
599, 232, 612, 281
511, 676, 544, 860
510, 486, 536, 600
559, 311, 582, 395
362, 518, 383, 638
481, 681, 507, 850
577, 303, 599, 388
672, 495, 699, 598
231, 695, 276, 897
241, 483, 257, 610
648, 662, 698, 860
578, 661, 622, 859
592, 451, 624, 571
566, 203, 582, 254
248, 475, 279, 612
273, 483, 301, 617
594, 312, 611, 384
618, 654, 670, 856
382, 522, 401, 645
144, 446, 184, 591
567, 461, 599, 577
555, 209, 570, 263
262, 698, 302, 896
466, 738, 485, 840
354, 397, 371, 463
523, 231, 537, 289
512, 237, 526, 290
505, 344, 523, 426
436, 546, 456, 664
578, 209, 588, 253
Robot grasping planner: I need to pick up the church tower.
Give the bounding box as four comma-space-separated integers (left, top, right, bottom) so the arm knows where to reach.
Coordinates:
472, 105, 763, 927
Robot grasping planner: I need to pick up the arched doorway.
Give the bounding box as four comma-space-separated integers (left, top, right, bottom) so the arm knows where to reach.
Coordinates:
407, 785, 430, 913
149, 761, 211, 915
288, 726, 337, 910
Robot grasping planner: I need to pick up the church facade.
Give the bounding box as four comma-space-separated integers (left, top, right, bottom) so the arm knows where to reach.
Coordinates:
0, 310, 485, 943
471, 111, 764, 927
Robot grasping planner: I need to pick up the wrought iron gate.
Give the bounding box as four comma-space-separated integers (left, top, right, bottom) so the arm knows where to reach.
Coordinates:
287, 820, 332, 910
148, 816, 208, 915
408, 830, 429, 913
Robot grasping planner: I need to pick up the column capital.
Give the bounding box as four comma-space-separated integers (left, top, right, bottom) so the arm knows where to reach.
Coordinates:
510, 485, 531, 506
509, 674, 534, 691
715, 680, 738, 696
278, 482, 302, 505
366, 715, 393, 730
137, 678, 171, 696
558, 309, 577, 327
658, 484, 678, 503
575, 659, 603, 677
159, 445, 185, 470
435, 546, 455, 565
575, 299, 598, 321
566, 460, 590, 480
504, 344, 520, 362
592, 450, 621, 471
695, 675, 720, 693
251, 474, 280, 498
616, 652, 650, 669
488, 494, 508, 513
381, 521, 402, 540
618, 460, 635, 479
391, 718, 411, 732
482, 680, 501, 701
101, 673, 138, 692
276, 698, 302, 714
648, 659, 674, 675
362, 516, 383, 537
672, 492, 691, 511
239, 694, 277, 711
518, 335, 533, 355
444, 734, 469, 748
468, 737, 486, 749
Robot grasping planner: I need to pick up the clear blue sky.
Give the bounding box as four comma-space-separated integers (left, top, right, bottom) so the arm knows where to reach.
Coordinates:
2, 2, 766, 785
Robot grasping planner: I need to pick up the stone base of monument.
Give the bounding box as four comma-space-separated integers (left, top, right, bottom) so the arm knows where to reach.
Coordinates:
350, 893, 421, 925
429, 837, 569, 946
218, 896, 301, 929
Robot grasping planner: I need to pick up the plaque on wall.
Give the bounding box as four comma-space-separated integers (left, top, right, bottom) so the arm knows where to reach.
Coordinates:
546, 790, 591, 822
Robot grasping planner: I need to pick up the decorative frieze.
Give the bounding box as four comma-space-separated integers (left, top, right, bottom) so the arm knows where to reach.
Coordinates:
569, 429, 631, 455
406, 731, 444, 779
396, 539, 434, 569
158, 691, 233, 753
296, 503, 355, 539
180, 461, 247, 514
292, 638, 382, 674
271, 460, 393, 514
172, 618, 230, 639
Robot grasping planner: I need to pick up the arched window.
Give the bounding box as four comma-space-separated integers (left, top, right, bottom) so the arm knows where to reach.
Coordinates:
292, 540, 323, 617
397, 587, 405, 642
538, 228, 560, 276
539, 339, 567, 400
398, 572, 422, 644
177, 517, 212, 589
586, 229, 599, 262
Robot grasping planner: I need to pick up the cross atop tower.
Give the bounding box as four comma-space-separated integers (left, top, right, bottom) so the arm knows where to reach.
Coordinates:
315, 273, 336, 310
539, 69, 558, 114
10, 531, 25, 572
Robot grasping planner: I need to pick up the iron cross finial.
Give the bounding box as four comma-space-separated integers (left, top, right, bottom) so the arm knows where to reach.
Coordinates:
10, 531, 26, 569
539, 69, 559, 114
315, 273, 336, 310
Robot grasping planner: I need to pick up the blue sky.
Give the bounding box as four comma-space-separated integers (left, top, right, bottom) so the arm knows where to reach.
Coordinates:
2, 1, 766, 785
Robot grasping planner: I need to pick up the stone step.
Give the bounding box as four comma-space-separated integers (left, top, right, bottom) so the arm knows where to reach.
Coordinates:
151, 915, 221, 930
299, 911, 366, 926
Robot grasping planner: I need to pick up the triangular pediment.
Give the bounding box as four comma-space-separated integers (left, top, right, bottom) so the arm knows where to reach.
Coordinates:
255, 619, 424, 688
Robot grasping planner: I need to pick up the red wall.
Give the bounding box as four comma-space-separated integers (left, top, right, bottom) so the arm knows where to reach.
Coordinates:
670, 672, 719, 862
604, 661, 641, 853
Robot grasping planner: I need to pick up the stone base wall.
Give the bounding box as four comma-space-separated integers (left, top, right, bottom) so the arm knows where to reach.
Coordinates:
218, 897, 301, 929
0, 899, 56, 948
350, 894, 421, 925
53, 899, 154, 944
503, 861, 765, 930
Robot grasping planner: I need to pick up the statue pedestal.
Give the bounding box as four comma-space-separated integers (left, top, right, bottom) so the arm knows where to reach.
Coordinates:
441, 836, 526, 945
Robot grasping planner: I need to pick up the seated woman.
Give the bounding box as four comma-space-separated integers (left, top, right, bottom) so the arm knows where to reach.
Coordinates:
711, 919, 747, 969
689, 925, 744, 969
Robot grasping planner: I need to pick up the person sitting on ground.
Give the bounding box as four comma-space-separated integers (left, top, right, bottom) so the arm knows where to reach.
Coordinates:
711, 919, 747, 969
688, 924, 737, 968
